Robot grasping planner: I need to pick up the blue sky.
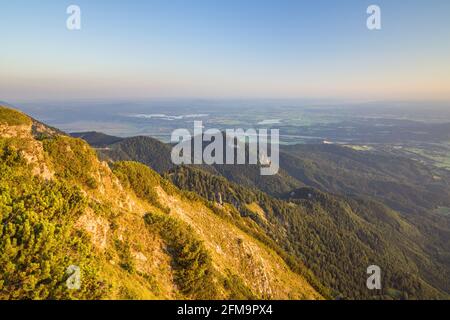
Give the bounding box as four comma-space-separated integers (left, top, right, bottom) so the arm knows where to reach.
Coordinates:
1, 0, 449, 101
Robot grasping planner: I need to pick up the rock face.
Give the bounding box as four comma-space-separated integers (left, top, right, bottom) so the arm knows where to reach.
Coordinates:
76, 209, 110, 250
0, 121, 54, 180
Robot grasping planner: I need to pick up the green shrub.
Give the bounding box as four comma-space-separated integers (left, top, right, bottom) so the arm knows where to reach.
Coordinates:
86, 176, 98, 189
144, 213, 218, 299
0, 141, 108, 299
222, 273, 256, 300
113, 161, 171, 210
114, 239, 135, 274
43, 136, 98, 189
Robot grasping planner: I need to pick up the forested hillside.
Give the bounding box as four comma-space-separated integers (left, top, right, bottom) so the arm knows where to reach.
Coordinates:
0, 106, 322, 300
75, 128, 450, 299
5, 106, 448, 299
167, 166, 450, 299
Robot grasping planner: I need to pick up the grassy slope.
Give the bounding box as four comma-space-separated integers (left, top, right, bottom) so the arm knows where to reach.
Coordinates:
0, 106, 32, 126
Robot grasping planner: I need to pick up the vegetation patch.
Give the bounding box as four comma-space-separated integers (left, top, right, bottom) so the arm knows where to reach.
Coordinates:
143, 212, 218, 299
113, 161, 175, 211
114, 239, 136, 274
0, 106, 31, 126
168, 165, 450, 299
222, 273, 257, 300
43, 136, 98, 188
0, 140, 107, 299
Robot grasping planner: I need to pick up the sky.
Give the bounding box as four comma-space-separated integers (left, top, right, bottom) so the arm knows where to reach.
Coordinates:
1, 0, 450, 102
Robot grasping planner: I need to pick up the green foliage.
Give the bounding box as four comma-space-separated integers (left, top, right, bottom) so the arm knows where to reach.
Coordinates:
43, 136, 98, 189
114, 239, 135, 274
96, 136, 174, 173
113, 162, 159, 201
0, 140, 107, 299
168, 165, 450, 299
4, 105, 450, 300
113, 161, 174, 211
144, 212, 218, 299
77, 123, 450, 300
86, 176, 98, 189
0, 106, 31, 126
222, 273, 257, 300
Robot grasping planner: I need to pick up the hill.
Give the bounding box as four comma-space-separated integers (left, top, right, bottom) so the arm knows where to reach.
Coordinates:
0, 106, 322, 300
71, 132, 123, 147
166, 166, 450, 299
73, 129, 450, 299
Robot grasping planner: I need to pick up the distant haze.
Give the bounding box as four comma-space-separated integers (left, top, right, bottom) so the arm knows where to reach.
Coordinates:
1, 0, 450, 101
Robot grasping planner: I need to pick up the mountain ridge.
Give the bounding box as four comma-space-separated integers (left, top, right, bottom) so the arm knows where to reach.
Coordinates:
0, 105, 323, 300
70, 128, 450, 299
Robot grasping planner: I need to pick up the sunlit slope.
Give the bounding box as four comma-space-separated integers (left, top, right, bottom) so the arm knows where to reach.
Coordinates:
70, 120, 450, 299
0, 106, 321, 300
168, 165, 450, 299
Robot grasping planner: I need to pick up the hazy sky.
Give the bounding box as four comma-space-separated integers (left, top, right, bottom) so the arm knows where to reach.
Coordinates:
1, 0, 449, 101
